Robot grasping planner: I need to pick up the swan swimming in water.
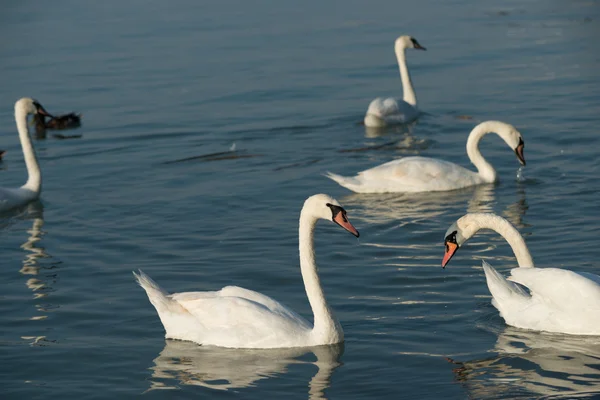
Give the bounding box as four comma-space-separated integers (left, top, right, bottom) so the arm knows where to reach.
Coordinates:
0, 98, 50, 212
326, 120, 525, 193
134, 194, 359, 349
364, 35, 426, 127
442, 213, 600, 335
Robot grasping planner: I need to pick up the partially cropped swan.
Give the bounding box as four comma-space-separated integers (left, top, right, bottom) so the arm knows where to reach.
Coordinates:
326, 120, 525, 193
364, 35, 426, 127
134, 194, 359, 349
0, 98, 50, 212
442, 213, 600, 335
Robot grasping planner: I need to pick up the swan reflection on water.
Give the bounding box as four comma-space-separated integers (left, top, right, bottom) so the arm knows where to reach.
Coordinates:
448, 327, 600, 399
147, 340, 343, 398
5, 202, 57, 345
341, 183, 497, 226
15, 203, 50, 295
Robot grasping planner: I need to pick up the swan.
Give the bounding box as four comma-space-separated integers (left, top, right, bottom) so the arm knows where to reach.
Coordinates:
325, 120, 526, 193
134, 194, 359, 349
0, 98, 50, 212
364, 35, 426, 127
442, 213, 600, 335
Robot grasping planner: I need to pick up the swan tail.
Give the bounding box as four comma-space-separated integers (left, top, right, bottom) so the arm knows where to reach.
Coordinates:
133, 270, 184, 315
482, 260, 530, 314
324, 171, 363, 193
134, 270, 202, 341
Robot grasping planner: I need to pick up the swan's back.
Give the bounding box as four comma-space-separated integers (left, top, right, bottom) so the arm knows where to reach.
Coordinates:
488, 267, 600, 334
329, 157, 484, 193
170, 287, 312, 348
0, 187, 38, 212
134, 270, 313, 348
509, 268, 600, 310
173, 285, 307, 325
365, 97, 418, 126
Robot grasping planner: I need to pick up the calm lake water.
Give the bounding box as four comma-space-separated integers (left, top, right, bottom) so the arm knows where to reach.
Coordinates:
1, 0, 599, 398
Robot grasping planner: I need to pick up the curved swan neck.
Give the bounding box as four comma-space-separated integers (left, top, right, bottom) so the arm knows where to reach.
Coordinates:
299, 210, 342, 341
395, 49, 417, 106
465, 122, 501, 183
15, 106, 41, 193
463, 213, 534, 268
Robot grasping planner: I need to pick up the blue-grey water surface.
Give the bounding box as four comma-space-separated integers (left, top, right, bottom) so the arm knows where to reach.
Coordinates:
1, 0, 599, 398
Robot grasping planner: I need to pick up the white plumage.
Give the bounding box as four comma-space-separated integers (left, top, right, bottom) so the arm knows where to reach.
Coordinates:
364, 35, 426, 127
326, 120, 526, 193
0, 98, 50, 212
134, 194, 359, 349
443, 213, 600, 335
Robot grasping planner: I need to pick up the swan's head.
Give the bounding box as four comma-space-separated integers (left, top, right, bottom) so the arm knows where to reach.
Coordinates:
15, 98, 52, 118
479, 121, 526, 166
442, 222, 462, 268
442, 213, 507, 268
395, 35, 427, 52
441, 214, 484, 268
303, 194, 359, 237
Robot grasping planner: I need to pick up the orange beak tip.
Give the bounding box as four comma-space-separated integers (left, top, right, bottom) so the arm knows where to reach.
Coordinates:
442, 242, 458, 269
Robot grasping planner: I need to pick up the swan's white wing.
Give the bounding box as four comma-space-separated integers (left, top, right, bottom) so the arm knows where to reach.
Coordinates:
366, 97, 418, 124
500, 268, 600, 334
367, 97, 400, 117
172, 286, 307, 323
509, 268, 600, 310
355, 156, 483, 192
169, 287, 312, 348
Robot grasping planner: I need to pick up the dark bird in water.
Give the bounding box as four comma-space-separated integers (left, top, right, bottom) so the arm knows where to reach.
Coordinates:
33, 111, 82, 139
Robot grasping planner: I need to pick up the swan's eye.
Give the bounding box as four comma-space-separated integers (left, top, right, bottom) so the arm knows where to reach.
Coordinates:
444, 230, 458, 244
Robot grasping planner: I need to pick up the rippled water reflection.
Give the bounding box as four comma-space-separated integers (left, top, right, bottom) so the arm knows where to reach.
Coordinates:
449, 328, 600, 399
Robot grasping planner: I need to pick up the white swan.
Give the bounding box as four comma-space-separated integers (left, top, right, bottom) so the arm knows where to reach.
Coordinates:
442, 213, 600, 335
134, 194, 359, 349
0, 98, 50, 212
364, 35, 426, 127
326, 120, 525, 193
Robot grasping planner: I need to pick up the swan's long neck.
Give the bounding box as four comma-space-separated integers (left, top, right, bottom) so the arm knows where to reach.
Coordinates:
465, 122, 500, 183
395, 49, 417, 107
299, 211, 342, 342
465, 213, 534, 268
15, 107, 41, 194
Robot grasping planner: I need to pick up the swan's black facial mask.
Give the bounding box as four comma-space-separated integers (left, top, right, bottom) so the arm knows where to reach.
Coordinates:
410, 38, 427, 50
515, 137, 526, 166
442, 231, 459, 268
326, 203, 359, 237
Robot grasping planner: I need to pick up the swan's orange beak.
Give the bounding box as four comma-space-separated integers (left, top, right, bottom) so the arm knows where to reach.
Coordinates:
515, 138, 526, 166
333, 212, 359, 238
442, 241, 458, 268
